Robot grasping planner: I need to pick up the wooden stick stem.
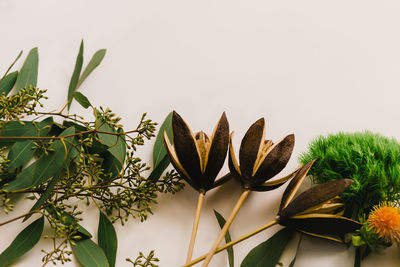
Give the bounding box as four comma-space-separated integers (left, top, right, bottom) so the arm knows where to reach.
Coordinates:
186, 191, 205, 264
183, 219, 278, 267
201, 189, 250, 267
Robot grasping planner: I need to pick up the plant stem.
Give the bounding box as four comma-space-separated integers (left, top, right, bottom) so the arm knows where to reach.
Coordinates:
0, 209, 40, 226
201, 189, 250, 267
186, 191, 205, 264
183, 219, 278, 267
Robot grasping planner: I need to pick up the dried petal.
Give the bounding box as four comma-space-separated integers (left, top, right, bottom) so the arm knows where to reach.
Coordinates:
280, 179, 354, 219
278, 160, 316, 214
239, 118, 265, 179
228, 132, 241, 178
172, 111, 203, 184
283, 214, 361, 237
252, 134, 295, 186
203, 112, 229, 188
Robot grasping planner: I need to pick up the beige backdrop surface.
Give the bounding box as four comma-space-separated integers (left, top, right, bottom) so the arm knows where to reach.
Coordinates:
1, 0, 400, 266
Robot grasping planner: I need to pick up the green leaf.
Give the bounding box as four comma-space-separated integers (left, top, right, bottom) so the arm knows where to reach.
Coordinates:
0, 216, 44, 267
7, 117, 54, 170
76, 49, 106, 89
67, 40, 84, 110
148, 112, 172, 182
45, 207, 92, 238
153, 112, 172, 167
214, 210, 234, 267
4, 127, 75, 191
148, 156, 170, 182
0, 71, 18, 96
101, 152, 122, 180
0, 50, 22, 82
241, 228, 294, 267
98, 120, 125, 165
0, 121, 39, 145
15, 48, 38, 91
72, 238, 110, 267
23, 172, 61, 222
98, 212, 117, 267
73, 91, 92, 109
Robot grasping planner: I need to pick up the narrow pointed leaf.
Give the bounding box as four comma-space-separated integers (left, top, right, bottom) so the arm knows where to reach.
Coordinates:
46, 207, 92, 238
97, 118, 126, 165
288, 234, 302, 267
7, 117, 54, 170
0, 71, 18, 96
68, 40, 84, 110
72, 238, 109, 267
214, 210, 234, 267
241, 228, 294, 267
148, 156, 170, 182
280, 179, 354, 219
76, 49, 106, 89
101, 152, 122, 180
153, 112, 173, 168
73, 91, 91, 109
4, 127, 75, 191
23, 172, 61, 222
0, 216, 44, 267
98, 212, 117, 267
0, 50, 22, 82
15, 48, 38, 91
0, 121, 41, 144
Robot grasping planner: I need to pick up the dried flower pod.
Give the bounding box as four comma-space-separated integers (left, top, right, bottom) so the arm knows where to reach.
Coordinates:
278, 160, 361, 241
228, 118, 297, 191
163, 111, 229, 192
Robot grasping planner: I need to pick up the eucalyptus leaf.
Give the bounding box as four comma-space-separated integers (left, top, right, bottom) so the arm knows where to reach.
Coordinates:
73, 91, 91, 109
101, 152, 122, 180
153, 112, 173, 167
241, 228, 294, 267
23, 172, 61, 222
148, 156, 169, 182
45, 207, 92, 238
15, 48, 38, 91
0, 71, 18, 96
72, 238, 110, 267
67, 40, 84, 110
7, 117, 54, 170
4, 127, 75, 191
98, 212, 117, 267
76, 49, 106, 89
0, 216, 44, 267
0, 50, 22, 82
98, 120, 125, 165
214, 210, 234, 267
148, 112, 173, 182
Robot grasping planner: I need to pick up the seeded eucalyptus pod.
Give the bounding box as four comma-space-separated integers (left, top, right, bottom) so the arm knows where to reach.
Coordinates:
228, 118, 297, 191
278, 160, 361, 241
163, 111, 230, 193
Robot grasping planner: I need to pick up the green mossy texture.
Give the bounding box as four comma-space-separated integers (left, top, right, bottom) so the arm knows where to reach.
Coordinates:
299, 131, 400, 218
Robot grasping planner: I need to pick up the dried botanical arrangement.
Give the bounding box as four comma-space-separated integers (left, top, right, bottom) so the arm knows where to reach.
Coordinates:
1, 43, 399, 267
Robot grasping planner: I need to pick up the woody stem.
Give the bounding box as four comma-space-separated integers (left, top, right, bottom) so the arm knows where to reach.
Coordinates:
182, 219, 278, 267
186, 191, 205, 264
201, 189, 250, 267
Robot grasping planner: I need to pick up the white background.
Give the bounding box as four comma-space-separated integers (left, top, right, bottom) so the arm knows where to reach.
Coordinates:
1, 0, 400, 266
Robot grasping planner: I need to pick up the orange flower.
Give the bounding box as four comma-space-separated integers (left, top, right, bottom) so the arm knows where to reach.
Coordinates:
368, 202, 400, 243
